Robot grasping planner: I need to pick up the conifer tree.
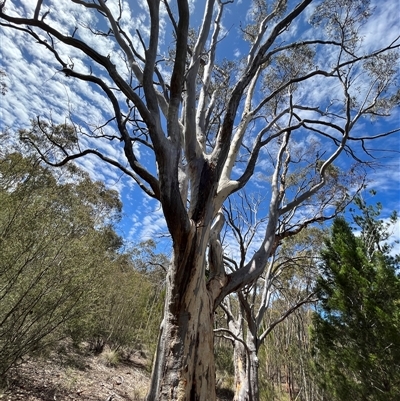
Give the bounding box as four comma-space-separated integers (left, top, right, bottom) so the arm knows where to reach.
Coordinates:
312, 201, 400, 400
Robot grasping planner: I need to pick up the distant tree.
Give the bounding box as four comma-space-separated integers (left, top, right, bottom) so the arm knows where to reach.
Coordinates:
218, 220, 322, 401
1, 1, 399, 398
311, 202, 400, 400
214, 152, 347, 401
0, 150, 122, 381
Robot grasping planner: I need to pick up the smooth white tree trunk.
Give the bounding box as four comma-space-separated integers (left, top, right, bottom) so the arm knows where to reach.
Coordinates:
233, 331, 260, 401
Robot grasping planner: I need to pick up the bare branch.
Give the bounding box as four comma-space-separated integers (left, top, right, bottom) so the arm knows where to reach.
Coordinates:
33, 0, 44, 20
259, 292, 317, 344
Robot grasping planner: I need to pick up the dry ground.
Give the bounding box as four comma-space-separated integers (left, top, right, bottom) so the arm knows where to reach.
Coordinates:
1, 345, 152, 401
0, 345, 234, 401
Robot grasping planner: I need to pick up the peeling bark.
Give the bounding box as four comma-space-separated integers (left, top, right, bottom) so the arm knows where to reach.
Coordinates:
148, 220, 218, 400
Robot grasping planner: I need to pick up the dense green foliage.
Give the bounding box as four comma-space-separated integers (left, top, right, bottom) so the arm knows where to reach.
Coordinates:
0, 152, 164, 381
86, 242, 166, 356
312, 201, 400, 400
0, 152, 121, 376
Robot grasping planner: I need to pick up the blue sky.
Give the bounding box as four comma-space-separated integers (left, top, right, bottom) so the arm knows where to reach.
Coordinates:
0, 0, 399, 257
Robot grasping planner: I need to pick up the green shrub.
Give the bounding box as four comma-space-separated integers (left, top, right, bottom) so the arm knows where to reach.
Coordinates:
0, 152, 121, 382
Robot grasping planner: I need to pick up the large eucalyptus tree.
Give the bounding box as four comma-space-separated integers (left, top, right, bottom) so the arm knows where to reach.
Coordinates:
1, 0, 399, 399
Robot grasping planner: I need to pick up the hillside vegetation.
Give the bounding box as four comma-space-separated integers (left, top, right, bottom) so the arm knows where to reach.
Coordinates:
1, 150, 399, 401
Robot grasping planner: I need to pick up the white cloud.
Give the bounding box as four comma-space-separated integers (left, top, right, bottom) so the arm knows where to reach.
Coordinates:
360, 0, 400, 52
126, 197, 167, 242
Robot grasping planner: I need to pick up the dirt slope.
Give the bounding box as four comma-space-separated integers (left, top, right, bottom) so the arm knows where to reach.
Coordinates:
1, 346, 234, 401
1, 348, 150, 401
